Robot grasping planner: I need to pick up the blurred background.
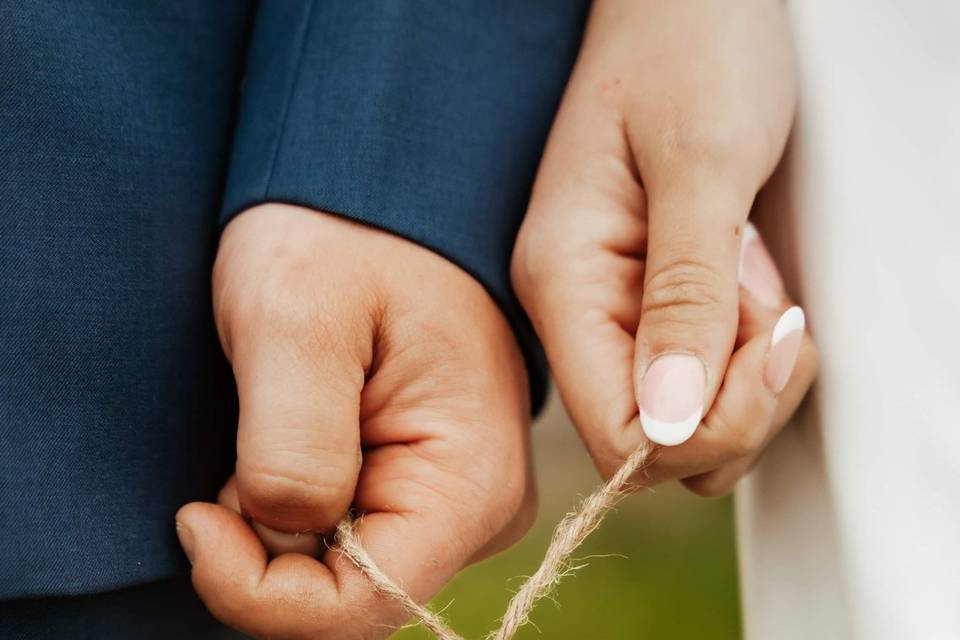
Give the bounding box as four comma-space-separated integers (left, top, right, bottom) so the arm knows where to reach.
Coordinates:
395, 391, 742, 639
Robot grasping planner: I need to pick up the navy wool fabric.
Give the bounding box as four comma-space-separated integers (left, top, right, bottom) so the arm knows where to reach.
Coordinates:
0, 0, 587, 625
223, 1, 588, 401
0, 0, 254, 602
0, 578, 246, 640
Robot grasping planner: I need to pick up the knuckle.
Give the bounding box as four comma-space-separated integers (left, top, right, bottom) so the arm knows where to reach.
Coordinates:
224, 257, 317, 340
238, 464, 354, 530
642, 258, 728, 326
705, 401, 765, 459
218, 235, 376, 353
729, 422, 766, 458
682, 472, 736, 498
591, 442, 635, 484
663, 120, 748, 167
510, 218, 581, 312
647, 116, 777, 193
584, 416, 650, 483
510, 225, 550, 309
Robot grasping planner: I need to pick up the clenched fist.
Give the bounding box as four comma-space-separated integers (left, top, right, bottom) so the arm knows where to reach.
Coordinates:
176, 203, 535, 639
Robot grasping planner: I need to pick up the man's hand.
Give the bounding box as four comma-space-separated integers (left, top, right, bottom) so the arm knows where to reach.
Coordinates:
176, 203, 535, 638
511, 0, 816, 491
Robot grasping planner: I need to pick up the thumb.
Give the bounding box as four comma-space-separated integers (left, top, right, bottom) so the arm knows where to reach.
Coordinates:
223, 288, 374, 537
634, 185, 749, 446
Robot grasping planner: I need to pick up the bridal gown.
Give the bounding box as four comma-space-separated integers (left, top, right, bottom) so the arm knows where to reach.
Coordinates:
737, 2, 960, 638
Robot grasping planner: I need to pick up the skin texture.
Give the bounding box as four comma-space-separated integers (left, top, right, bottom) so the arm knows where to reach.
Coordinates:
175, 3, 818, 632
176, 203, 535, 639
511, 0, 818, 493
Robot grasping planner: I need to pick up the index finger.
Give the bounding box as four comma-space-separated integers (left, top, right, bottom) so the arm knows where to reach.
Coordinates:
177, 487, 487, 639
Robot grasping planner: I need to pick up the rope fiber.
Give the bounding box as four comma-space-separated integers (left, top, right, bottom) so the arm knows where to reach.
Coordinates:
335, 442, 655, 639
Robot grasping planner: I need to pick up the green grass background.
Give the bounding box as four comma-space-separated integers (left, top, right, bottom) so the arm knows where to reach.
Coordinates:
394, 394, 742, 640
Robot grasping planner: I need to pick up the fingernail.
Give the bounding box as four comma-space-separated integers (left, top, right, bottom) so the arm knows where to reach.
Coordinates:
175, 521, 195, 565
764, 306, 805, 393
738, 222, 784, 308
638, 354, 705, 446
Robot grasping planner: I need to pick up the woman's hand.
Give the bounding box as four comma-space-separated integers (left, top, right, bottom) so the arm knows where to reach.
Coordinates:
176, 203, 535, 639
512, 0, 816, 491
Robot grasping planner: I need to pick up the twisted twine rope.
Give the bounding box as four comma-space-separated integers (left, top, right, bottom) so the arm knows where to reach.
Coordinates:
335, 442, 655, 640
336, 519, 465, 640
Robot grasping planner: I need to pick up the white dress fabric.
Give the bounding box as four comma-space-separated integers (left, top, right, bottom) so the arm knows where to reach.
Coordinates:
736, 2, 960, 639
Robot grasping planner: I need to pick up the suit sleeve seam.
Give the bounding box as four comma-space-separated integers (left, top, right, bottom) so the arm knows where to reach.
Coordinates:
262, 0, 316, 200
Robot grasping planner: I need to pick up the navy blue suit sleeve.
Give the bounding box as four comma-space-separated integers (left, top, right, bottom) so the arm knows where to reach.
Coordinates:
221, 1, 589, 412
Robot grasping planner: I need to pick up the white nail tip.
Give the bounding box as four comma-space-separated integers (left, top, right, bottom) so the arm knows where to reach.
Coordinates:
640, 407, 703, 446
772, 306, 806, 346
737, 222, 759, 281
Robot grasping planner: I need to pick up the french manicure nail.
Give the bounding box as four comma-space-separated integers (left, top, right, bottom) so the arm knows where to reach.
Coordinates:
738, 222, 784, 308
175, 521, 195, 565
638, 353, 705, 446
764, 306, 805, 393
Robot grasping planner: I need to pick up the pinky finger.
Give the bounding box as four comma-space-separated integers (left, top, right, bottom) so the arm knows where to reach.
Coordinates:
683, 308, 818, 496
